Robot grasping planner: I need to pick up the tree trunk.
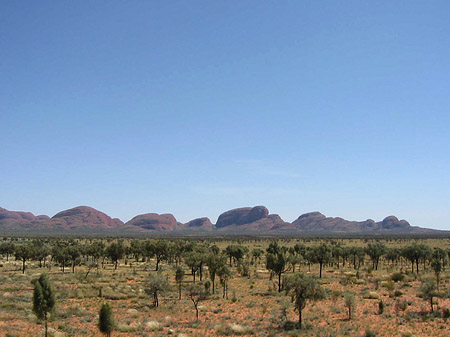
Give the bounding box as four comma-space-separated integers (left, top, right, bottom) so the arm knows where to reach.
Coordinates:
319, 262, 322, 278
44, 312, 48, 337
298, 309, 302, 329
278, 273, 282, 292
154, 292, 159, 307
22, 259, 26, 274
178, 284, 182, 300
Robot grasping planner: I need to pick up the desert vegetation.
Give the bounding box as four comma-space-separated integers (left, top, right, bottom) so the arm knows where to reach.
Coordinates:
0, 236, 449, 336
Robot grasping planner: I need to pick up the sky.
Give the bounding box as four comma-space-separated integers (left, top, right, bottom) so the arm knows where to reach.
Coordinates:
1, 1, 449, 229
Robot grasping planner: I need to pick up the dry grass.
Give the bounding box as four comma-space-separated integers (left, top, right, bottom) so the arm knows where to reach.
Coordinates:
0, 238, 449, 336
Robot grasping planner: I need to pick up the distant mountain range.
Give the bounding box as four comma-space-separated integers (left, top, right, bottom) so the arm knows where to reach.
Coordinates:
0, 205, 445, 235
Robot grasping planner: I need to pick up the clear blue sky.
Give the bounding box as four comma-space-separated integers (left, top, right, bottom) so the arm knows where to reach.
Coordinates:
1, 1, 449, 229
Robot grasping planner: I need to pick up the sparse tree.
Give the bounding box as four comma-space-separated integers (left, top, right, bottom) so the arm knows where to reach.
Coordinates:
129, 240, 144, 262
32, 273, 55, 337
311, 243, 331, 278
206, 253, 226, 293
86, 241, 105, 267
344, 292, 356, 320
106, 241, 125, 270
184, 251, 202, 283
266, 241, 289, 291
284, 273, 326, 329
175, 266, 184, 300
225, 244, 247, 267
98, 302, 115, 337
187, 282, 209, 320
145, 240, 169, 271
15, 244, 34, 273
431, 258, 442, 291
31, 242, 49, 268
66, 244, 81, 273
288, 253, 303, 273
217, 264, 231, 299
251, 248, 263, 267
145, 272, 169, 307
365, 242, 386, 270
0, 242, 15, 261
420, 278, 439, 313
52, 245, 71, 273
432, 247, 448, 271
402, 243, 431, 274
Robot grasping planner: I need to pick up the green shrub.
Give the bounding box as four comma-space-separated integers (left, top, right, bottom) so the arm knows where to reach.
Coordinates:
394, 290, 403, 297
391, 272, 405, 283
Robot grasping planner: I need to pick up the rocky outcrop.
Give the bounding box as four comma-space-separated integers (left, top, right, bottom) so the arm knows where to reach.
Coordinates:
216, 206, 269, 228
215, 206, 289, 231
179, 217, 214, 231
45, 206, 124, 229
0, 207, 44, 230
125, 213, 178, 231
0, 207, 38, 222
291, 212, 415, 233
380, 216, 410, 230
0, 205, 444, 235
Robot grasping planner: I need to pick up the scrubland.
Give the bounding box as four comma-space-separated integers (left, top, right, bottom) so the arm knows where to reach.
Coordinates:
0, 237, 449, 337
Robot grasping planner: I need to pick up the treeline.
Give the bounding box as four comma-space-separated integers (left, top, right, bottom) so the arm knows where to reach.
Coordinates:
1, 237, 450, 334
1, 238, 448, 280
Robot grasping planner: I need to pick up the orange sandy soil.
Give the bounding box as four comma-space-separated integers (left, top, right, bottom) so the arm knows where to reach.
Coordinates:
0, 259, 449, 337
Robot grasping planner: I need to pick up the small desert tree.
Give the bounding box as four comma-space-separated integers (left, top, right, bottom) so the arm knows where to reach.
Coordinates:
145, 240, 169, 271
217, 263, 231, 299
106, 241, 125, 270
251, 248, 263, 267
431, 258, 442, 290
225, 244, 247, 267
206, 252, 226, 293
32, 273, 55, 337
15, 244, 34, 273
266, 242, 289, 291
66, 244, 81, 273
184, 251, 202, 283
52, 245, 71, 273
187, 282, 209, 320
420, 278, 439, 313
343, 292, 356, 320
145, 272, 169, 307
365, 242, 386, 270
311, 243, 332, 278
284, 273, 325, 329
175, 266, 184, 300
0, 241, 15, 261
98, 302, 115, 337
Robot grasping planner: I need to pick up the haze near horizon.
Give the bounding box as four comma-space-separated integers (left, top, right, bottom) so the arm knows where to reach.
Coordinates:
1, 1, 449, 230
